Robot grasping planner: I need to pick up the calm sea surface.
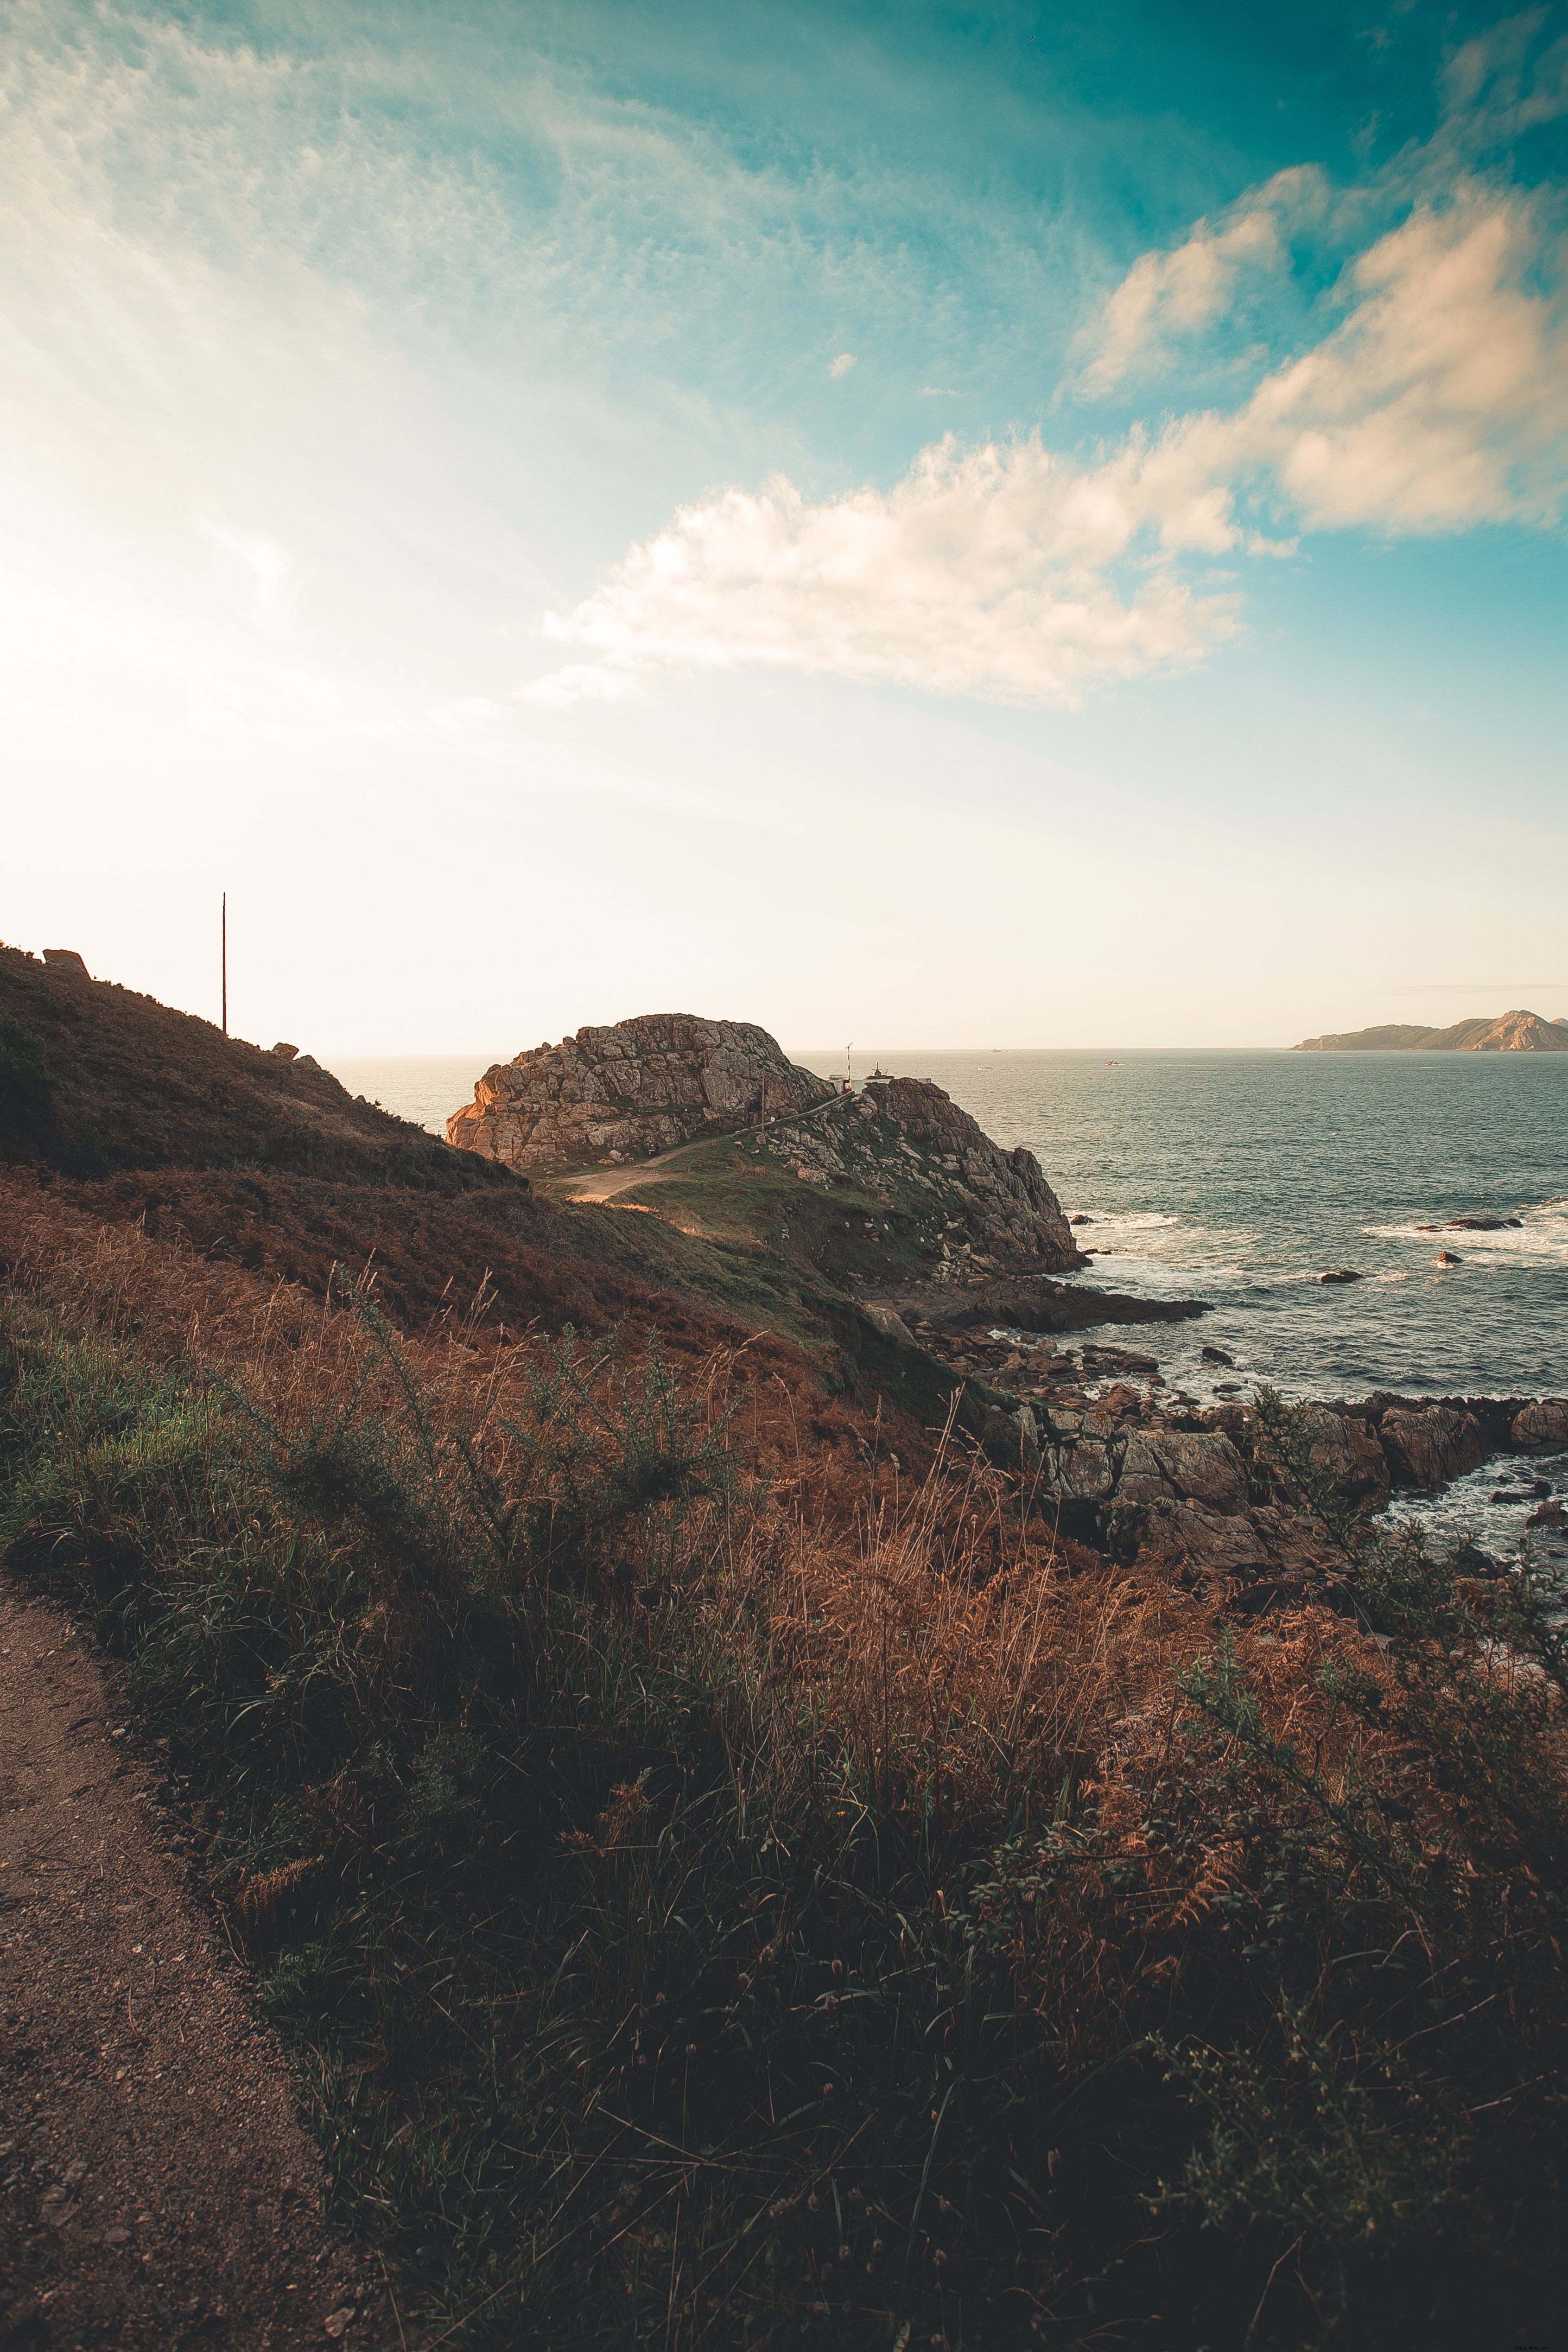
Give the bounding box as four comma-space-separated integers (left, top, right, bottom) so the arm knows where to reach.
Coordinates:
326, 1048, 1568, 1408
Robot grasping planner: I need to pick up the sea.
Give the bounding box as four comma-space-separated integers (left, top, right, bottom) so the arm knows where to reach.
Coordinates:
326, 1046, 1568, 1570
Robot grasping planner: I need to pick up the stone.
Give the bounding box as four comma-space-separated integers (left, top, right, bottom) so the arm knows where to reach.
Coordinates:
1379, 1405, 1488, 1489
1201, 1345, 1235, 1366
860, 1304, 915, 1347
271, 1043, 299, 1061
447, 1014, 836, 1170
1117, 1429, 1249, 1512
43, 947, 90, 976
1512, 1398, 1568, 1452
1300, 1407, 1390, 1506
1526, 1499, 1565, 1528
1136, 1501, 1271, 1577
1318, 1269, 1361, 1284
1434, 1250, 1461, 1265
1050, 1439, 1117, 1501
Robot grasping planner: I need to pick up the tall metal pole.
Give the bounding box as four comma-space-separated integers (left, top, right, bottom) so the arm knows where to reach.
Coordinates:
222, 892, 228, 1038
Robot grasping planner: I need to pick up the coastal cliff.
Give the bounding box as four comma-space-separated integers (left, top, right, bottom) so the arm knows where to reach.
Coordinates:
446, 1014, 834, 1168
1295, 1008, 1568, 1051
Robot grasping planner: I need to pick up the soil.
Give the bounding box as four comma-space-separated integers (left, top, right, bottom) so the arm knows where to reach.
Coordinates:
0, 1578, 406, 2352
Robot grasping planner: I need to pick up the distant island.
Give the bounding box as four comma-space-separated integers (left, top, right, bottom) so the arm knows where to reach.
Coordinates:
1295, 1008, 1568, 1052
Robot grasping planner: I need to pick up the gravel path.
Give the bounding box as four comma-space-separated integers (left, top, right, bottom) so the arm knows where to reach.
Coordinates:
0, 1577, 403, 2352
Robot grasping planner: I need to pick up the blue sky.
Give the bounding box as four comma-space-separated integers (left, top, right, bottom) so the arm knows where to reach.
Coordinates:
2, 0, 1565, 1048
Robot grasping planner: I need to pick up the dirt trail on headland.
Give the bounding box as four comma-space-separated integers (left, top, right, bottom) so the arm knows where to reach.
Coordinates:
560, 1094, 849, 1202
0, 1578, 400, 2352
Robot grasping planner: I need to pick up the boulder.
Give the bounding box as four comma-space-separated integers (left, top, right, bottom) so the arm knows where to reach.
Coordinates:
271, 1042, 299, 1061
447, 1015, 835, 1170
1512, 1398, 1568, 1452
1050, 1439, 1117, 1502
1318, 1269, 1361, 1284
1136, 1501, 1272, 1578
860, 1304, 915, 1347
42, 948, 89, 977
1379, 1405, 1488, 1489
1300, 1407, 1390, 1506
1117, 1429, 1248, 1512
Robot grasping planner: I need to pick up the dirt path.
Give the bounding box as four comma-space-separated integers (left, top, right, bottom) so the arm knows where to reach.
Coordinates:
560, 1093, 850, 1204
0, 1576, 402, 2352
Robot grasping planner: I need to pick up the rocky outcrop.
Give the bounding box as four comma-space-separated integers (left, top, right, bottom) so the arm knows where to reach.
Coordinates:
780, 1076, 1082, 1274
1378, 1404, 1489, 1489
447, 1016, 835, 1170
1301, 1406, 1391, 1506
1513, 1398, 1568, 1452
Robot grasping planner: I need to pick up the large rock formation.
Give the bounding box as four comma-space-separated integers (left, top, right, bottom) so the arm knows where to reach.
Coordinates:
447, 1016, 836, 1170
782, 1074, 1083, 1275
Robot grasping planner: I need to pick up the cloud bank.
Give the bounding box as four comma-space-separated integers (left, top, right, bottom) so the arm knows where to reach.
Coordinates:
530, 130, 1568, 710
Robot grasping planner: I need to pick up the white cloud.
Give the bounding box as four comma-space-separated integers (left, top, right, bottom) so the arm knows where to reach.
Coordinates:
520, 433, 1242, 709
1182, 185, 1568, 535
1078, 201, 1287, 392
527, 181, 1568, 710
831, 351, 857, 377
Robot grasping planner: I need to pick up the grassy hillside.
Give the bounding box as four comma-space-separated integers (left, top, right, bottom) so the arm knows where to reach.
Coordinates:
2, 1213, 1565, 2348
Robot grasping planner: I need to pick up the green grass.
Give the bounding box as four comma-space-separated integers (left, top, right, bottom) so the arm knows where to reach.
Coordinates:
3, 1294, 1567, 2348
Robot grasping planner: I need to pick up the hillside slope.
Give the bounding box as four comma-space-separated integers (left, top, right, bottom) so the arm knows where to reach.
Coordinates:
0, 946, 520, 1188
1295, 1008, 1568, 1051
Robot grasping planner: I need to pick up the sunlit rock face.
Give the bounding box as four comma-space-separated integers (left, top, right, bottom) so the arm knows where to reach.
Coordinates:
446, 1014, 836, 1170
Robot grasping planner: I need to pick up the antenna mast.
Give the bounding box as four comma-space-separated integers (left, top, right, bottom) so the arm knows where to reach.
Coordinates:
222, 892, 228, 1038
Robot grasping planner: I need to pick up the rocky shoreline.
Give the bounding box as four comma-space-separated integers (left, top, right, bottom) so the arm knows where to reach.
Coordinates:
853, 1301, 1568, 1615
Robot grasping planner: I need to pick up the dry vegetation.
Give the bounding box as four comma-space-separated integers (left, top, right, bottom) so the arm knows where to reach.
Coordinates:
3, 1185, 1567, 2349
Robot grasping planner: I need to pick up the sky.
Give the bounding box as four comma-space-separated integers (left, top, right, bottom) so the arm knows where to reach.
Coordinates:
2, 0, 1566, 1051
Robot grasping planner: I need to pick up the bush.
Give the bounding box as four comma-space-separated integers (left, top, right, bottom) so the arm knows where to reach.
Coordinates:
2, 1285, 1566, 2347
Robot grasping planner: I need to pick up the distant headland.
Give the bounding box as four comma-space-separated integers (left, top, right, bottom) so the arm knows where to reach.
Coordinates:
1294, 1009, 1568, 1052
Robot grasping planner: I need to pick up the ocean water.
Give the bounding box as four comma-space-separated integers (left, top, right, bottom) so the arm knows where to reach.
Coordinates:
326, 1048, 1568, 1408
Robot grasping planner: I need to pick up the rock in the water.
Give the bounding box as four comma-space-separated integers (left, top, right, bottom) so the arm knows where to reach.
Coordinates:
446, 1015, 835, 1170
1380, 1405, 1487, 1489
1434, 1250, 1461, 1265
1527, 1499, 1566, 1527
1318, 1269, 1361, 1284
1512, 1398, 1568, 1452
1201, 1344, 1235, 1366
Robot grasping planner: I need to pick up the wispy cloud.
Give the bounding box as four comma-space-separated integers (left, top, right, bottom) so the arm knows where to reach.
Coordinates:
529, 66, 1568, 713
830, 351, 857, 377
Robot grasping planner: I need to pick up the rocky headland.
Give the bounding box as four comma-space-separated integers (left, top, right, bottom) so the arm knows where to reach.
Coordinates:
1295, 1008, 1568, 1051
446, 1014, 835, 1169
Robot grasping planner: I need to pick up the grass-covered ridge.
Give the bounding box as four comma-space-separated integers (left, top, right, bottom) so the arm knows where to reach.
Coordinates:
2, 1220, 1566, 2348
